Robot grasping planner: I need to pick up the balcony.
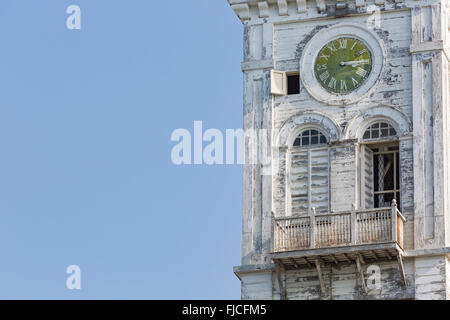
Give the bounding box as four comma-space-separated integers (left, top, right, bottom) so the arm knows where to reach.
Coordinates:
271, 200, 406, 268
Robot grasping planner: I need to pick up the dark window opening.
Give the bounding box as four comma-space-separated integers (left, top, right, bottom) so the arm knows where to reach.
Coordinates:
287, 74, 300, 95
372, 145, 400, 209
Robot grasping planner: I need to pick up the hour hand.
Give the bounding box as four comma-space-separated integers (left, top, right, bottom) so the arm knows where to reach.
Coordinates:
340, 59, 370, 67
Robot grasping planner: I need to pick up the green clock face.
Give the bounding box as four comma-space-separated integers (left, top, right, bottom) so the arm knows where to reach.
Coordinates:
314, 37, 373, 94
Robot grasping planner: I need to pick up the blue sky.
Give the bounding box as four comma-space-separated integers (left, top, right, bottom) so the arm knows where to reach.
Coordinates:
0, 0, 244, 299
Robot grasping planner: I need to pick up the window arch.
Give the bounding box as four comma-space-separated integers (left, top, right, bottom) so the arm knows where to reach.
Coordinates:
362, 122, 397, 140
293, 129, 328, 147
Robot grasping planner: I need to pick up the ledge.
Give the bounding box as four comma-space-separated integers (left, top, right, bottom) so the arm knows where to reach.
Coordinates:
233, 263, 276, 280
241, 59, 274, 72
410, 41, 450, 61
403, 247, 450, 258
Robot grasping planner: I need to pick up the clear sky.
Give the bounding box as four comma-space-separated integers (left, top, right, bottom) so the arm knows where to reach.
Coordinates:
0, 0, 244, 299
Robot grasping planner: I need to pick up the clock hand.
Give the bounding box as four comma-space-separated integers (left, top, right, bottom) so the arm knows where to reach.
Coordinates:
339, 59, 370, 67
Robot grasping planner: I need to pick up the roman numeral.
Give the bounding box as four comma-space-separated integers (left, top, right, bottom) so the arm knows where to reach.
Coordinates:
356, 49, 368, 57
339, 39, 347, 49
340, 80, 348, 91
351, 40, 358, 50
320, 53, 330, 61
356, 67, 368, 77
352, 77, 359, 86
320, 71, 330, 82
317, 63, 327, 71
328, 77, 337, 90
327, 43, 337, 52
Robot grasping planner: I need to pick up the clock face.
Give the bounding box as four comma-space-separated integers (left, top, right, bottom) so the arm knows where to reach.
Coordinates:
314, 37, 373, 94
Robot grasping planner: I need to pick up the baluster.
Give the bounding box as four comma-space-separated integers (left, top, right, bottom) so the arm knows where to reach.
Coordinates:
364, 213, 367, 242
370, 212, 373, 242
301, 220, 304, 247
371, 212, 374, 242
298, 220, 302, 248
336, 215, 339, 244
380, 211, 383, 240
333, 215, 336, 245
339, 215, 342, 244
367, 213, 370, 242
291, 221, 294, 249
310, 209, 315, 249
361, 214, 364, 243
302, 220, 305, 247
379, 211, 382, 241
377, 211, 380, 241
372, 212, 375, 242
361, 215, 364, 243
366, 213, 369, 242
337, 215, 339, 244
292, 221, 295, 248
348, 214, 350, 243
351, 204, 357, 245
379, 211, 382, 240
347, 214, 350, 243
329, 216, 332, 245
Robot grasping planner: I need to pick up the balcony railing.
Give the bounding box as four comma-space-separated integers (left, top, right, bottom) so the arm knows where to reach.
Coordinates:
272, 200, 406, 253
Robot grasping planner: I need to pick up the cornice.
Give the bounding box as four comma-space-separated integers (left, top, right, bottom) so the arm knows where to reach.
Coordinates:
228, 0, 433, 24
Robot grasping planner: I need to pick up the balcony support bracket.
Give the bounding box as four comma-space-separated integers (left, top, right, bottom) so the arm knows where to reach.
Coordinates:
355, 255, 367, 294
274, 261, 287, 300
397, 253, 407, 287
314, 258, 326, 296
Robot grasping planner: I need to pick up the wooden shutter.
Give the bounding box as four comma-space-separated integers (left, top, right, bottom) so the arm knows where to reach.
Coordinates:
289, 147, 329, 215
270, 70, 287, 96
289, 149, 309, 215
310, 147, 330, 214
361, 145, 374, 209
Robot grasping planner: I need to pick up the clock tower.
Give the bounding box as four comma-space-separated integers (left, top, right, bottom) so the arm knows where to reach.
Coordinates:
228, 0, 450, 299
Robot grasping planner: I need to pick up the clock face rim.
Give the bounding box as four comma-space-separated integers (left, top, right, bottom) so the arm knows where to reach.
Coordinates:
313, 37, 374, 95
300, 23, 386, 106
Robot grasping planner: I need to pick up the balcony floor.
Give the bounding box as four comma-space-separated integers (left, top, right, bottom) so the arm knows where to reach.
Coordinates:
271, 241, 404, 269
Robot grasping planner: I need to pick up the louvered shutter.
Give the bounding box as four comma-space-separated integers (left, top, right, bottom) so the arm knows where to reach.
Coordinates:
310, 147, 330, 213
289, 147, 329, 215
361, 145, 375, 209
289, 149, 309, 215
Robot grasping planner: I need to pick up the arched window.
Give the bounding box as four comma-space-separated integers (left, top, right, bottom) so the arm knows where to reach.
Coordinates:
293, 129, 328, 147
363, 122, 397, 140
360, 121, 400, 210
288, 128, 329, 215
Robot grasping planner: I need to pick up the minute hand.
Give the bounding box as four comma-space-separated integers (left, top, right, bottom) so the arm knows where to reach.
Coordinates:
340, 60, 370, 67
